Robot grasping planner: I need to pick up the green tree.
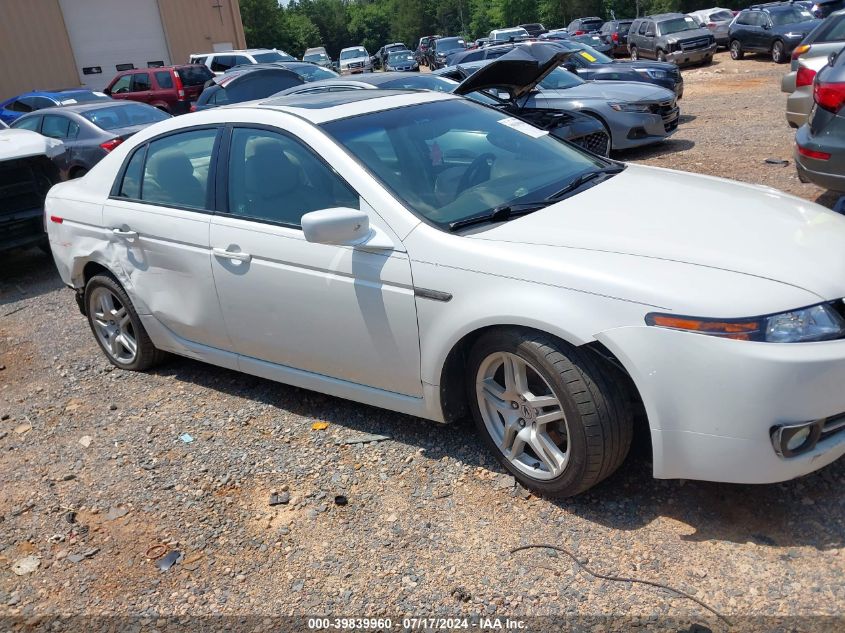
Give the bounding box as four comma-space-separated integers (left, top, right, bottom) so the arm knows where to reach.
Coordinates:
239, 0, 284, 48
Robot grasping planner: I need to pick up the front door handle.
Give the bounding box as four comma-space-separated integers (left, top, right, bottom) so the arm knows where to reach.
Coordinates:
213, 247, 251, 263
112, 227, 138, 239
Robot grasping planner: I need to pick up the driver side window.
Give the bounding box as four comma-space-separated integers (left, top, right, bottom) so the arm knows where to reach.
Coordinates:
645, 22, 656, 36
227, 128, 359, 227
110, 75, 132, 94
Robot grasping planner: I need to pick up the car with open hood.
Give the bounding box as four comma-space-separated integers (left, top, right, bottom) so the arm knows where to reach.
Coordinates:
437, 43, 679, 151
272, 72, 610, 156
44, 83, 845, 497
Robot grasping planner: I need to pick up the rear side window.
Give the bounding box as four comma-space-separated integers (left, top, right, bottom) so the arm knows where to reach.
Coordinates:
638, 21, 648, 34
155, 71, 174, 89
211, 55, 235, 72
131, 73, 152, 92
141, 128, 218, 209
11, 115, 40, 131
9, 99, 33, 113
191, 56, 208, 66
41, 115, 73, 139
177, 65, 214, 86
736, 12, 753, 26
225, 73, 301, 103
82, 104, 169, 131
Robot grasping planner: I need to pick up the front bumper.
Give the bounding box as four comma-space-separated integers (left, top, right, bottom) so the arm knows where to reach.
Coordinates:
786, 86, 813, 128
666, 44, 716, 66
795, 123, 845, 192
597, 325, 845, 483
610, 107, 679, 150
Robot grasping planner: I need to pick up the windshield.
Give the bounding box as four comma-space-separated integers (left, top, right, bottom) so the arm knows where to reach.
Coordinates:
770, 7, 815, 26
388, 52, 416, 63
253, 51, 292, 63
82, 104, 169, 130
437, 38, 466, 50
709, 10, 734, 21
340, 48, 367, 60
293, 65, 338, 81
538, 67, 585, 90
304, 52, 329, 62
493, 28, 529, 41
321, 99, 604, 228
658, 17, 700, 35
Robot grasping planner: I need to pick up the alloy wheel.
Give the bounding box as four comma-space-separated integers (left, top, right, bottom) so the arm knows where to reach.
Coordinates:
475, 352, 570, 480
772, 41, 784, 63
89, 286, 138, 364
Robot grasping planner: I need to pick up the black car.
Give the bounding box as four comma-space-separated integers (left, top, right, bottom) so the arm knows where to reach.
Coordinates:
567, 17, 605, 34
427, 36, 468, 69
273, 71, 611, 157
519, 23, 548, 37
448, 41, 683, 98
196, 63, 338, 110
599, 19, 635, 56
729, 2, 820, 63
569, 33, 614, 54
373, 42, 409, 70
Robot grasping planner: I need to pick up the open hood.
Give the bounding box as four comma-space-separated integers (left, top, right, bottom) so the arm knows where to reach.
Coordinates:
453, 43, 567, 101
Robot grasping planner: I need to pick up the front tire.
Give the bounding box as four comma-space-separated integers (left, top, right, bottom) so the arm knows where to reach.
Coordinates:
84, 273, 165, 371
730, 39, 744, 60
772, 40, 786, 64
656, 49, 667, 62
467, 328, 633, 497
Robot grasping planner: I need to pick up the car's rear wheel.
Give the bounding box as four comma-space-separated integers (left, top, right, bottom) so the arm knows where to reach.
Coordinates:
730, 39, 744, 60
629, 46, 639, 60
772, 40, 786, 64
85, 273, 165, 371
467, 328, 633, 497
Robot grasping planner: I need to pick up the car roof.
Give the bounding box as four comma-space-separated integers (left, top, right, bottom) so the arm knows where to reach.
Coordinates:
255, 89, 454, 123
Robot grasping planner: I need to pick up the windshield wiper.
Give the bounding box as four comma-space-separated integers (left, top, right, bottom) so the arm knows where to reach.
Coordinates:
546, 165, 625, 202
448, 201, 551, 232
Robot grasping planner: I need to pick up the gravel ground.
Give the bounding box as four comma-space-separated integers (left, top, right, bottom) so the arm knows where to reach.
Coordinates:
1, 51, 844, 632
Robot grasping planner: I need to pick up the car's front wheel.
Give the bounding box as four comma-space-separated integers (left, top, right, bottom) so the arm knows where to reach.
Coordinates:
467, 328, 633, 497
730, 39, 744, 60
85, 273, 165, 371
772, 40, 786, 64
656, 49, 667, 62
629, 45, 639, 60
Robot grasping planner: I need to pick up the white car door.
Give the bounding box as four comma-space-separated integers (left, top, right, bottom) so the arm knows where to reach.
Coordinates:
103, 126, 233, 352
209, 124, 422, 397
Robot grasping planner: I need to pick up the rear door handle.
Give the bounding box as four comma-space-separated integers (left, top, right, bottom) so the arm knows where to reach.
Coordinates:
213, 247, 251, 262
112, 228, 138, 239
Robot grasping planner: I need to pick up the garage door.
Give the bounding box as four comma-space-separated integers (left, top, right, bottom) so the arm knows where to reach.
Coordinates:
59, 0, 171, 91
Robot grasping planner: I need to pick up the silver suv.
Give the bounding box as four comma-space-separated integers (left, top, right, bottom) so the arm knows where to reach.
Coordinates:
628, 13, 716, 65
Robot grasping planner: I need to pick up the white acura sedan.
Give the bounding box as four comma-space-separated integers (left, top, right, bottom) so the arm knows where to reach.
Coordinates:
45, 89, 845, 496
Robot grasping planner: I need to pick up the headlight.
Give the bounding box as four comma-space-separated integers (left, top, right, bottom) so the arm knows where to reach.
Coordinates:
609, 102, 652, 113
640, 69, 669, 79
646, 302, 845, 343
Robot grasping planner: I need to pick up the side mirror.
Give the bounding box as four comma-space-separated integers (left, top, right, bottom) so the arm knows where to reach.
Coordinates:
302, 207, 392, 249
829, 51, 838, 66
102, 88, 111, 96
762, 23, 771, 30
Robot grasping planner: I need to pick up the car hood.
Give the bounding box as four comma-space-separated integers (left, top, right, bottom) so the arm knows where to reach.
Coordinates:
540, 80, 674, 102
774, 19, 820, 35
467, 164, 845, 300
0, 129, 65, 160
454, 43, 568, 100
610, 60, 678, 73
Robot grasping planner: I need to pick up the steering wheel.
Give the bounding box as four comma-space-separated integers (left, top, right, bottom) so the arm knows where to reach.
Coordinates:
456, 153, 496, 195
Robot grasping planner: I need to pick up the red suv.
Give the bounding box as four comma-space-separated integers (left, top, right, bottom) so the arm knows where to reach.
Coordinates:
104, 65, 213, 115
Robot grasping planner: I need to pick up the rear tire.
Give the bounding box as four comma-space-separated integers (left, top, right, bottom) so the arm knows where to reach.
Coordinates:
467, 328, 633, 497
730, 39, 744, 60
84, 273, 166, 371
630, 46, 639, 60
772, 40, 786, 64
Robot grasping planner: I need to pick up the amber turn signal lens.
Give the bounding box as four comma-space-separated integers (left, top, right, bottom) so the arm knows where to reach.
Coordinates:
645, 313, 762, 340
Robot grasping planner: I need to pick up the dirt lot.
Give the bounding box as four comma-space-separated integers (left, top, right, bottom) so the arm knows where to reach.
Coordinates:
1, 51, 844, 632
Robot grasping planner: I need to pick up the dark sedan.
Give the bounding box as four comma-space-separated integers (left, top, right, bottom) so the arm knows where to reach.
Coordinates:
196, 62, 338, 110
10, 101, 169, 179
428, 37, 468, 69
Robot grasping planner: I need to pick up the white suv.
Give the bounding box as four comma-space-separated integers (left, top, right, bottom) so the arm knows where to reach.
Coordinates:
189, 49, 296, 75
338, 46, 372, 74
